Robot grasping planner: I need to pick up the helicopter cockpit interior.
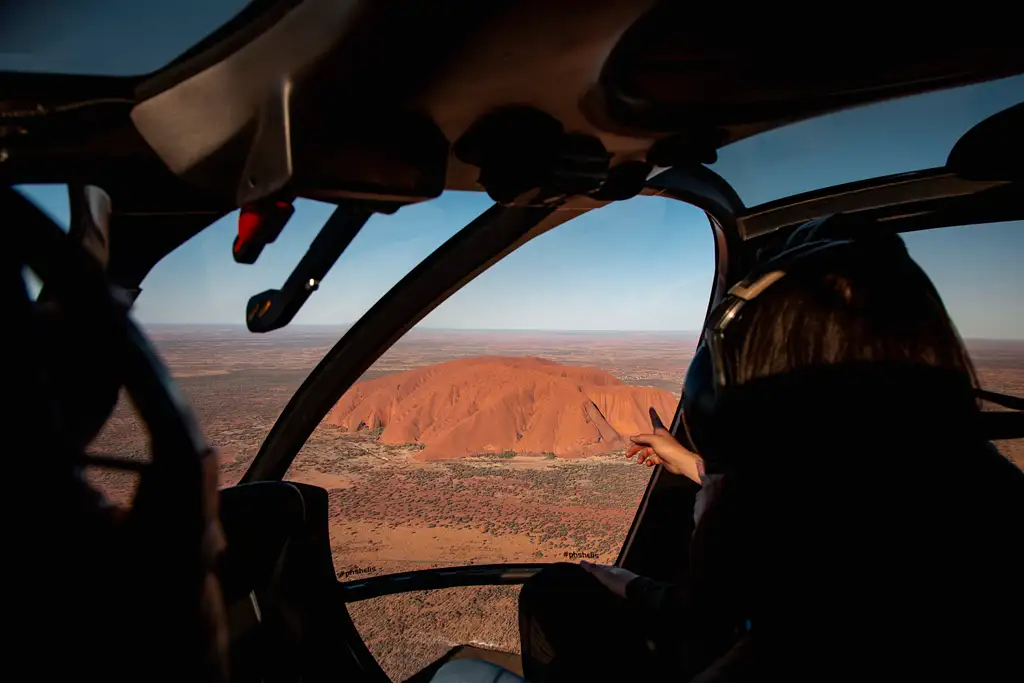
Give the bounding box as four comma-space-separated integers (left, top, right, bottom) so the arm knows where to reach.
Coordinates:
4, 2, 1023, 682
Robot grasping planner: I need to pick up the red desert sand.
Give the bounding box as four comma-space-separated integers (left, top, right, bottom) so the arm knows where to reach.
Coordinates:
325, 356, 679, 460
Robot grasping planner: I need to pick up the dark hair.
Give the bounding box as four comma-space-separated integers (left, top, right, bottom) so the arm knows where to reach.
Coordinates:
724, 241, 978, 391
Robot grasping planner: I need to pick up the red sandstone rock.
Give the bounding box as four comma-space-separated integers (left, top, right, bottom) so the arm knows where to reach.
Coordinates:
325, 356, 679, 460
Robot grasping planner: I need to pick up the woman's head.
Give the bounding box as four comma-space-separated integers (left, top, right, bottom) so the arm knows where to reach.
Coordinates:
724, 234, 977, 388
682, 231, 981, 469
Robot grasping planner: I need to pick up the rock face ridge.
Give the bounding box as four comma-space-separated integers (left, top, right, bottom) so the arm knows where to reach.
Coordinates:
325, 356, 679, 460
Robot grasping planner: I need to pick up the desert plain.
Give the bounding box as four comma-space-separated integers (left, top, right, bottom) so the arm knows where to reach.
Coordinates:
87, 326, 1024, 681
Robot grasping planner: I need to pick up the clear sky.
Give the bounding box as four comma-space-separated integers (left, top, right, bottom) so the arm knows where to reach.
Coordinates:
6, 4, 1023, 338
0, 1, 252, 75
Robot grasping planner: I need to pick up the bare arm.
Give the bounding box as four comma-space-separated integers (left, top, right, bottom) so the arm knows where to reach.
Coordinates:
626, 427, 704, 484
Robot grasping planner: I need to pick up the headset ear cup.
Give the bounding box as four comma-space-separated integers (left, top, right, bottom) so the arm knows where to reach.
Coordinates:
683, 340, 721, 466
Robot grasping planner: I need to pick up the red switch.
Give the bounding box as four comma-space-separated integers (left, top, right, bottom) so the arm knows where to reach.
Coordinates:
233, 199, 295, 264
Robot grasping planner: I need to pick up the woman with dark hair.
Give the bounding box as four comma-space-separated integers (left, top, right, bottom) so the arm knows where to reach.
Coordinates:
432, 226, 1024, 683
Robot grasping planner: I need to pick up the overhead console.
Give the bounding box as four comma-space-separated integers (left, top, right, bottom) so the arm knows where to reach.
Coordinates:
589, 4, 1024, 149
9, 0, 1024, 211
129, 0, 499, 207
453, 106, 651, 206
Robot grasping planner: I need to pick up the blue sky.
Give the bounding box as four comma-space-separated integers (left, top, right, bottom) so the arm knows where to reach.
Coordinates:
17, 180, 1023, 338
0, 1, 251, 75
18, 186, 718, 332
714, 75, 1023, 206
6, 4, 1022, 338
711, 75, 1024, 339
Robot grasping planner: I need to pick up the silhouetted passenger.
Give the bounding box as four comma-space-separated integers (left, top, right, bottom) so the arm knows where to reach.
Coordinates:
9, 221, 229, 683
434, 229, 1024, 682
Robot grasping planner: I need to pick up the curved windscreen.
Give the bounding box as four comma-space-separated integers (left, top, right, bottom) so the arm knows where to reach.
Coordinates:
16, 184, 474, 504
714, 74, 1024, 207
286, 196, 716, 679
0, 0, 251, 76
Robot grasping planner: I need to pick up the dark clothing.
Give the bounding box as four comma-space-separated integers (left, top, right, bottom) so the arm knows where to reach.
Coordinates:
518, 563, 679, 683
518, 468, 748, 682
519, 435, 1024, 682
519, 554, 749, 682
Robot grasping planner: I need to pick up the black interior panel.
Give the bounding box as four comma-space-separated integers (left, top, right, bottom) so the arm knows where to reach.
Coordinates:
219, 481, 385, 683
598, 6, 1024, 140
619, 470, 699, 582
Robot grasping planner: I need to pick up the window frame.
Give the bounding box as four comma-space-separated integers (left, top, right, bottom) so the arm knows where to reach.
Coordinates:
238, 167, 737, 597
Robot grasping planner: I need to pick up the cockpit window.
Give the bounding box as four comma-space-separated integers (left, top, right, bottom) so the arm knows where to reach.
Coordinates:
0, 0, 250, 76
286, 196, 715, 679
713, 74, 1024, 207
903, 220, 1024, 471
15, 184, 477, 502
904, 222, 1024, 341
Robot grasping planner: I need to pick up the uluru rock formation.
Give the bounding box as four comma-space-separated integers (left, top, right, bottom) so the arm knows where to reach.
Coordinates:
325, 356, 679, 460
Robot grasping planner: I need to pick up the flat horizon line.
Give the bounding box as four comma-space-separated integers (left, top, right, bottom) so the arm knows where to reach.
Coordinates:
136, 322, 1024, 341
139, 322, 704, 334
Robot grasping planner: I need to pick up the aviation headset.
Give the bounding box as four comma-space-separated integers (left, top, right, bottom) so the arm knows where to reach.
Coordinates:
679, 214, 922, 470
